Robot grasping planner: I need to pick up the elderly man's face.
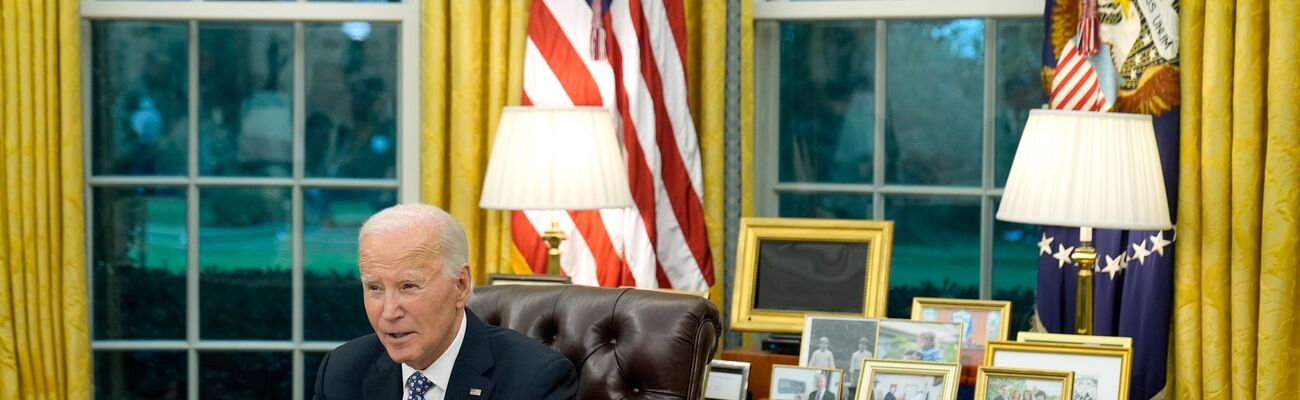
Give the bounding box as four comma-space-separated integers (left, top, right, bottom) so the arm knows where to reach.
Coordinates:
359, 225, 470, 370
815, 374, 826, 389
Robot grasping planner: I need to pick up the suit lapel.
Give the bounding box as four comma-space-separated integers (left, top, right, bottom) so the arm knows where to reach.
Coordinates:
444, 309, 495, 400
362, 349, 402, 400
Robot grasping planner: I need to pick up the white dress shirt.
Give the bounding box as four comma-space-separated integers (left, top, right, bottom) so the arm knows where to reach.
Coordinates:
401, 311, 467, 400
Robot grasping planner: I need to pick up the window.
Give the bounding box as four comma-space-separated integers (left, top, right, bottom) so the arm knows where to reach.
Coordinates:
83, 1, 420, 399
753, 1, 1045, 334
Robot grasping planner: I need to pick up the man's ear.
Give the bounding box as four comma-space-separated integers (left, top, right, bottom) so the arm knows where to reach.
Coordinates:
454, 264, 472, 306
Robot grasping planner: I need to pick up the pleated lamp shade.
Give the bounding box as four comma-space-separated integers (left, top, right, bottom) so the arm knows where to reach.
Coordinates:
479, 106, 634, 210
997, 109, 1172, 230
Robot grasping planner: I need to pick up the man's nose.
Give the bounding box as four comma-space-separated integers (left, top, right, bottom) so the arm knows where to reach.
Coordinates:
380, 292, 405, 320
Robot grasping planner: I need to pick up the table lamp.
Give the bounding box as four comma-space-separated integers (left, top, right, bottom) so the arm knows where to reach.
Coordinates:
479, 106, 634, 276
996, 109, 1172, 335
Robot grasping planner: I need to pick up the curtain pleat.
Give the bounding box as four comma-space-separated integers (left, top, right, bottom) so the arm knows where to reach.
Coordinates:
0, 0, 90, 398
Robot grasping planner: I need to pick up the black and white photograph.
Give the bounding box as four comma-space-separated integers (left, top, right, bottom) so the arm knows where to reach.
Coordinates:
801, 316, 881, 389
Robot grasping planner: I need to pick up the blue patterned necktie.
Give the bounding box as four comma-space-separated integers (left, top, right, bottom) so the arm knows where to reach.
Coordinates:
408, 372, 433, 400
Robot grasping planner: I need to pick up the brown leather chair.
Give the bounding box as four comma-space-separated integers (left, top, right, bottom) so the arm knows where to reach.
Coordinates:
467, 285, 722, 399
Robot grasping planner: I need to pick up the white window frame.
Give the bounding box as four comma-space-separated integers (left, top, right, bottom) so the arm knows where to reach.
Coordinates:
81, 1, 421, 399
752, 0, 1042, 300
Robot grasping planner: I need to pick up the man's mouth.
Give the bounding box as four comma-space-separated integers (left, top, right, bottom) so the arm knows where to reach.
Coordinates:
387, 332, 415, 340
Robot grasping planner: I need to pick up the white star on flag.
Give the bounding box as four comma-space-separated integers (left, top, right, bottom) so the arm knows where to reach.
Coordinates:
1053, 244, 1075, 269
1101, 253, 1128, 279
1131, 239, 1153, 265
1038, 233, 1055, 256
1149, 231, 1172, 256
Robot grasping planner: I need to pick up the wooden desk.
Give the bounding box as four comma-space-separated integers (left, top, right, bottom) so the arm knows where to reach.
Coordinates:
719, 345, 799, 400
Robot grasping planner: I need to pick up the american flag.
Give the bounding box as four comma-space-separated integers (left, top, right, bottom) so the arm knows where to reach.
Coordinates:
1049, 39, 1109, 111
513, 0, 713, 290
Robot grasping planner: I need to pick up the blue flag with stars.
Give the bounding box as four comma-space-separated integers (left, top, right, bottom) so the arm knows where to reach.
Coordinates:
1039, 0, 1182, 399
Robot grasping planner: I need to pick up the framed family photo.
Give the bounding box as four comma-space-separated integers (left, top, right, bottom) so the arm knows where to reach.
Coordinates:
800, 316, 880, 388
874, 319, 963, 364
856, 360, 959, 400
731, 217, 894, 333
985, 341, 1131, 400
1015, 332, 1132, 348
704, 360, 752, 400
911, 297, 1011, 384
771, 365, 845, 400
974, 367, 1073, 400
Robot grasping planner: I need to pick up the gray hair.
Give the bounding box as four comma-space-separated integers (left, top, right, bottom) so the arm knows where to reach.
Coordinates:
358, 203, 469, 280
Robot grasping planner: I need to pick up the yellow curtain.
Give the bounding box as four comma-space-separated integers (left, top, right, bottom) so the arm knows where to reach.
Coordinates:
421, 0, 733, 290
1174, 0, 1300, 398
421, 0, 532, 284
0, 0, 91, 398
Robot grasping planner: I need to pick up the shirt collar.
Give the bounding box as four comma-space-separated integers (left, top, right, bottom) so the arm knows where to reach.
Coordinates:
401, 311, 467, 393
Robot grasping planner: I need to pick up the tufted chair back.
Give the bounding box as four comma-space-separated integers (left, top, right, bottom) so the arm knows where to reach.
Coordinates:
467, 285, 721, 400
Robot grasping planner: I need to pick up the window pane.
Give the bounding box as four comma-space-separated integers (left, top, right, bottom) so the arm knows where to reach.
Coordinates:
304, 189, 396, 341
95, 351, 187, 399
777, 192, 871, 219
993, 200, 1039, 339
91, 21, 189, 176
884, 19, 984, 186
777, 21, 875, 184
199, 188, 291, 339
884, 196, 980, 318
305, 22, 400, 179
93, 187, 187, 340
199, 23, 294, 177
304, 352, 327, 399
995, 19, 1046, 187
200, 352, 292, 400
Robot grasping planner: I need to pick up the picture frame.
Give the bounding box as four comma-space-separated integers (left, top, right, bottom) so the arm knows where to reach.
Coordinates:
985, 341, 1131, 400
874, 319, 964, 364
771, 365, 846, 400
974, 366, 1073, 400
911, 297, 1012, 385
704, 360, 752, 400
856, 360, 959, 400
1015, 332, 1132, 348
731, 217, 894, 333
485, 273, 571, 286
799, 316, 880, 388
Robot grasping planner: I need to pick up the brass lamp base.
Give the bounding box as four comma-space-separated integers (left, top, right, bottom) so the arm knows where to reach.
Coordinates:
542, 220, 566, 276
1071, 239, 1098, 335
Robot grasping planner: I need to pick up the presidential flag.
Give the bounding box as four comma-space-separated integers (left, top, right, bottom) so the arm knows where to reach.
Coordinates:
514, 0, 714, 290
1039, 0, 1181, 398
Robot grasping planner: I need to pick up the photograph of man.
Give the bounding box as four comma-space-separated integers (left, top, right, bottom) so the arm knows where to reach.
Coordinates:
312, 204, 579, 399
917, 332, 942, 362
848, 337, 873, 383
993, 386, 1010, 400
881, 384, 899, 400
808, 337, 836, 368
807, 373, 837, 400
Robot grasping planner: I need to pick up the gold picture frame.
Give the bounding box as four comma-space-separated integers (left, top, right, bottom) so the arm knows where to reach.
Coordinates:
731, 217, 894, 333
485, 273, 572, 286
911, 297, 1012, 386
985, 341, 1131, 400
856, 359, 960, 400
974, 366, 1073, 400
1015, 332, 1132, 348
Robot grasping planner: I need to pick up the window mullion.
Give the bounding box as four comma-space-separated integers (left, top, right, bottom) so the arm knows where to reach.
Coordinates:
186, 19, 201, 400
872, 20, 886, 220
291, 20, 307, 400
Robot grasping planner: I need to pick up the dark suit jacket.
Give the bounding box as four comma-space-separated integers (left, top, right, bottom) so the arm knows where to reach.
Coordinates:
313, 309, 578, 400
807, 389, 836, 400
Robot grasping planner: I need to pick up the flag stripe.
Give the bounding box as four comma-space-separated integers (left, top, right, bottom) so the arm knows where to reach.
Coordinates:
530, 3, 605, 104
629, 0, 713, 286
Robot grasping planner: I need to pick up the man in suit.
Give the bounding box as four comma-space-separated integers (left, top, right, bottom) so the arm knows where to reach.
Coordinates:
313, 204, 578, 399
807, 373, 836, 400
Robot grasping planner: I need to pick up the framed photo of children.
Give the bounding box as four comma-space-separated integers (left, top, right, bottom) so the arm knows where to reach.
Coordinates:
856, 360, 959, 400
770, 365, 845, 400
731, 217, 894, 333
985, 341, 1131, 400
911, 297, 1011, 384
800, 316, 880, 389
974, 367, 1073, 400
874, 320, 963, 364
